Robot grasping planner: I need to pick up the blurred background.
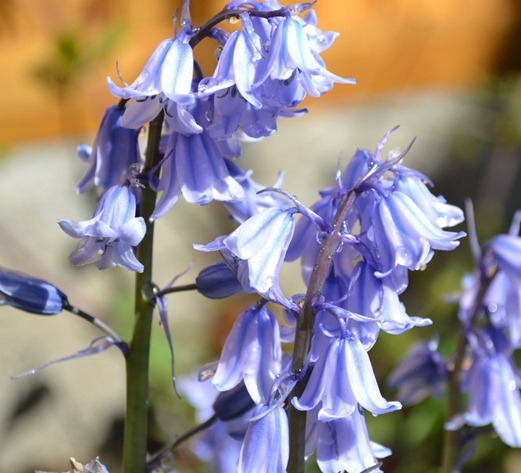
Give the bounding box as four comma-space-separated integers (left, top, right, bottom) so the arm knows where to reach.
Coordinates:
0, 0, 520, 472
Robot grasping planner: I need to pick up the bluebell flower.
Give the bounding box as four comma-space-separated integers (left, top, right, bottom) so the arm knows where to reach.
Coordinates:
212, 302, 282, 404
388, 338, 448, 405
458, 211, 521, 340
483, 270, 521, 348
195, 207, 299, 310
107, 24, 194, 104
322, 129, 465, 279
347, 261, 432, 335
58, 185, 146, 272
293, 319, 401, 419
199, 3, 354, 110
488, 233, 521, 280
151, 129, 245, 220
0, 268, 67, 315
76, 104, 141, 193
238, 404, 289, 473
253, 6, 355, 97
458, 328, 521, 447
106, 1, 195, 134
366, 188, 465, 277
394, 172, 464, 228
200, 13, 264, 109
314, 407, 391, 473
286, 130, 464, 305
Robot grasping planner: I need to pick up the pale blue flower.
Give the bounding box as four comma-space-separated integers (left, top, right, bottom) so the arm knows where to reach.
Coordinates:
394, 172, 464, 228
347, 261, 432, 335
199, 3, 354, 110
107, 29, 194, 104
459, 211, 521, 342
200, 13, 264, 109
461, 329, 521, 447
488, 233, 521, 280
315, 408, 391, 473
58, 186, 146, 272
195, 207, 298, 310
151, 129, 245, 220
254, 7, 355, 96
368, 189, 465, 277
212, 302, 282, 404
293, 321, 401, 419
238, 405, 289, 473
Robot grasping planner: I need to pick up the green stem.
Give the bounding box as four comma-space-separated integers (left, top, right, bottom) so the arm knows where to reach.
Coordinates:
122, 111, 164, 473
287, 189, 358, 473
440, 269, 495, 473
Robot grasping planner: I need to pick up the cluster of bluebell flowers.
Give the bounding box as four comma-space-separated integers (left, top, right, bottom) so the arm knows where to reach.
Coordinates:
11, 0, 519, 472
187, 127, 465, 472
52, 1, 470, 471
389, 211, 521, 468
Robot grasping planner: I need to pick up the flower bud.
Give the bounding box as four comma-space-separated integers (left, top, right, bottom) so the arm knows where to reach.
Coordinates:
196, 262, 242, 299
0, 268, 67, 315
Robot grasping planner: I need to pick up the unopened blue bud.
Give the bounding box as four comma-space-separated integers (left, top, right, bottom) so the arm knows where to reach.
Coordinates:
0, 268, 67, 315
196, 262, 242, 299
212, 381, 255, 421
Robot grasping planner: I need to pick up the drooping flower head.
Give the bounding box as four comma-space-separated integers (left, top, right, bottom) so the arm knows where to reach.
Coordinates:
59, 185, 146, 272
212, 301, 283, 405
314, 407, 391, 473
107, 0, 195, 106
195, 206, 299, 310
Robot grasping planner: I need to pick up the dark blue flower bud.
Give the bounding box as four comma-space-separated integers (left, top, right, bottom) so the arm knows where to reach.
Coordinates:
212, 381, 255, 421
0, 268, 68, 315
196, 262, 242, 299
